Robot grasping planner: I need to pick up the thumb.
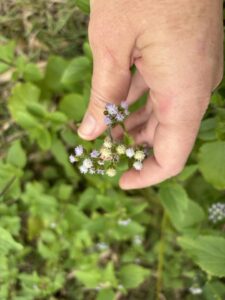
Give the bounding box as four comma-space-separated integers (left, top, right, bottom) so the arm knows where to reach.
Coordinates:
78, 51, 131, 140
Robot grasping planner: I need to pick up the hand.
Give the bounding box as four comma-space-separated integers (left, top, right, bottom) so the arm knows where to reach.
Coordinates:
78, 0, 224, 189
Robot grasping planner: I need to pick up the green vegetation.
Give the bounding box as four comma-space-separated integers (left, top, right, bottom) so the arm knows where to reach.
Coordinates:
0, 1, 225, 299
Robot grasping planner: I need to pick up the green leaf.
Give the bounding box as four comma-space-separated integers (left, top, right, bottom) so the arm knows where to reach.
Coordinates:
159, 183, 205, 231
8, 82, 40, 122
176, 164, 198, 181
7, 141, 27, 168
198, 141, 225, 189
75, 0, 90, 14
46, 111, 68, 125
178, 236, 225, 277
26, 102, 47, 118
97, 289, 115, 300
198, 118, 217, 141
0, 40, 15, 74
44, 56, 68, 92
23, 63, 43, 82
61, 56, 91, 88
59, 93, 87, 121
0, 227, 23, 256
36, 128, 52, 150
75, 269, 101, 288
118, 264, 150, 289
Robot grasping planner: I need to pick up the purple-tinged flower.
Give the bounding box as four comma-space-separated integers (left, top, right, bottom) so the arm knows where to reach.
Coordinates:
90, 150, 100, 158
133, 161, 143, 171
106, 103, 118, 115
104, 116, 112, 126
121, 101, 128, 110
75, 145, 83, 156
79, 165, 88, 174
126, 148, 135, 158
69, 154, 76, 163
115, 112, 125, 122
97, 169, 105, 175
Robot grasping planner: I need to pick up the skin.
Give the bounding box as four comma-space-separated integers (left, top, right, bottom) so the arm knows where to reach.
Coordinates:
78, 0, 224, 189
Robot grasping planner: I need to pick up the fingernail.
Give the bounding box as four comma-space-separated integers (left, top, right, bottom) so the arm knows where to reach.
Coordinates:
78, 113, 96, 138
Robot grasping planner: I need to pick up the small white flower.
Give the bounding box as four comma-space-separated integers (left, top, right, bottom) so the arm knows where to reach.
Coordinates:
106, 168, 116, 177
189, 287, 203, 295
133, 235, 143, 245
83, 158, 93, 169
118, 219, 131, 226
89, 168, 96, 174
97, 242, 109, 251
69, 155, 77, 163
126, 148, 135, 158
100, 147, 112, 160
133, 161, 143, 171
79, 165, 88, 174
50, 222, 57, 229
116, 144, 126, 155
134, 150, 145, 161
103, 137, 113, 148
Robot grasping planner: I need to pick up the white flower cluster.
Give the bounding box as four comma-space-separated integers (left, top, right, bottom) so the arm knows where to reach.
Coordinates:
208, 202, 225, 223
69, 102, 150, 177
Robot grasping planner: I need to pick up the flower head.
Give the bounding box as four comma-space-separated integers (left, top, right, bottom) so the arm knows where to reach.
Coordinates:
75, 145, 83, 156
106, 168, 116, 177
79, 165, 88, 174
208, 202, 225, 223
106, 103, 118, 115
116, 144, 126, 155
97, 169, 105, 175
115, 112, 125, 122
90, 150, 100, 158
133, 161, 143, 171
126, 148, 135, 158
103, 137, 113, 148
83, 158, 93, 169
134, 150, 145, 161
69, 154, 76, 163
100, 147, 112, 160
104, 116, 112, 126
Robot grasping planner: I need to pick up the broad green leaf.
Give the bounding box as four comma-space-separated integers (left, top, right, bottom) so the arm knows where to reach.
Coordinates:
61, 56, 91, 88
0, 227, 23, 256
8, 82, 40, 122
26, 102, 47, 118
59, 93, 87, 121
36, 128, 52, 150
97, 289, 115, 300
159, 183, 205, 231
118, 264, 150, 289
46, 111, 68, 125
23, 63, 43, 82
75, 269, 101, 288
44, 55, 68, 92
178, 236, 225, 277
203, 281, 225, 300
198, 141, 225, 189
7, 141, 27, 168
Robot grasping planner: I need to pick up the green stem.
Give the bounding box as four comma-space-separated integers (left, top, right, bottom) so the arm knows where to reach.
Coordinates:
0, 58, 15, 67
156, 211, 167, 300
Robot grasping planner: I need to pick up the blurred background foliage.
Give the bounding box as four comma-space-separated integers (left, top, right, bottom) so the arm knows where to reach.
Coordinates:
0, 0, 225, 299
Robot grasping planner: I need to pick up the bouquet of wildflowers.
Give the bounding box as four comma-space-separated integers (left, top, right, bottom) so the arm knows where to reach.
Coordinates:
69, 102, 150, 177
